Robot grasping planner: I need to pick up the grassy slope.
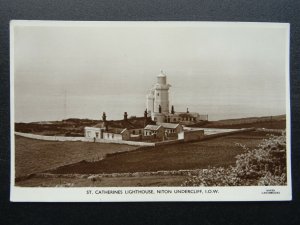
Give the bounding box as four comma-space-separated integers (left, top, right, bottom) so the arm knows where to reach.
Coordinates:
50, 131, 272, 174
15, 135, 137, 178
196, 115, 286, 129
15, 131, 278, 187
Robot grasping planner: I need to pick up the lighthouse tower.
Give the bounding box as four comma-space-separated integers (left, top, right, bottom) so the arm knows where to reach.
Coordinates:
146, 70, 172, 122
154, 70, 171, 113
146, 90, 154, 115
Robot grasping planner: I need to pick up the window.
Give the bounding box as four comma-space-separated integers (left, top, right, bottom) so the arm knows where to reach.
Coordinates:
139, 130, 142, 134
132, 130, 135, 135
157, 93, 159, 96
96, 132, 99, 138
112, 134, 114, 138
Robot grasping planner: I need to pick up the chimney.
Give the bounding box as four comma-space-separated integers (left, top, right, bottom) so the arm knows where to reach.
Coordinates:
124, 112, 128, 120
102, 112, 106, 121
144, 109, 149, 127
171, 105, 175, 114
102, 112, 108, 131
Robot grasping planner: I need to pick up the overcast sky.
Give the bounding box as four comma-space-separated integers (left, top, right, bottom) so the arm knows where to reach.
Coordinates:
12, 21, 289, 122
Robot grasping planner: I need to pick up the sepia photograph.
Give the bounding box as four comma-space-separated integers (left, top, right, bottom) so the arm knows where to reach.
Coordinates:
10, 21, 291, 201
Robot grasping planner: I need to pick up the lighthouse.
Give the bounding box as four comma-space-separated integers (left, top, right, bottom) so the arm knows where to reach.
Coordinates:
146, 70, 172, 122
154, 70, 171, 113
146, 70, 171, 115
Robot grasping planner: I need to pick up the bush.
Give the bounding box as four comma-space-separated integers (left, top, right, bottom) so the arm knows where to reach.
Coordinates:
182, 131, 287, 186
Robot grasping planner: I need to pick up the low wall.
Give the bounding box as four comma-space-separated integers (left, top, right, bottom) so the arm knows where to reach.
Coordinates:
200, 128, 255, 140
215, 116, 286, 126
15, 132, 86, 142
155, 139, 183, 146
97, 139, 155, 146
25, 168, 203, 181
256, 128, 284, 134
15, 132, 155, 146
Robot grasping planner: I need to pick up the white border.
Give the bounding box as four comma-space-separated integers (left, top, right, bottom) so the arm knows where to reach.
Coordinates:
10, 20, 292, 202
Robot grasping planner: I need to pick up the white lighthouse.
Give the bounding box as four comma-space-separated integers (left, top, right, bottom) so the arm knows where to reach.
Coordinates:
146, 70, 171, 122
154, 70, 171, 113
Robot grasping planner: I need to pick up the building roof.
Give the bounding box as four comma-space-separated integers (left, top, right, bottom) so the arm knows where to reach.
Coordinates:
159, 123, 180, 129
93, 116, 154, 130
176, 112, 199, 118
105, 128, 123, 134
102, 128, 129, 134
93, 123, 105, 128
85, 126, 101, 131
144, 124, 162, 131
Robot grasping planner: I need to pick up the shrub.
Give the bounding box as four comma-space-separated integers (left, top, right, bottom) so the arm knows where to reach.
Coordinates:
182, 131, 287, 186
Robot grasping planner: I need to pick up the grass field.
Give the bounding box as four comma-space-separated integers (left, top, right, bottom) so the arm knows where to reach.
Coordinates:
14, 116, 285, 187
198, 115, 286, 129
15, 135, 137, 178
50, 131, 273, 175
14, 130, 280, 187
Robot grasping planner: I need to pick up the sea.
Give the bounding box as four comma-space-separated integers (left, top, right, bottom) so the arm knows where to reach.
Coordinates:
14, 93, 286, 123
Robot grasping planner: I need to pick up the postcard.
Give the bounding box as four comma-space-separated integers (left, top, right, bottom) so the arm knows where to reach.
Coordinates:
10, 21, 291, 201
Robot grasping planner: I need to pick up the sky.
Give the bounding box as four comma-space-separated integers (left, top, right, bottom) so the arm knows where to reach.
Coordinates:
12, 21, 289, 122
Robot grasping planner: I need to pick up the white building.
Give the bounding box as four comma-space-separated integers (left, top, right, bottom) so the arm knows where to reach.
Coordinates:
146, 71, 208, 124
160, 123, 183, 135
84, 112, 148, 142
144, 124, 165, 139
84, 71, 207, 142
